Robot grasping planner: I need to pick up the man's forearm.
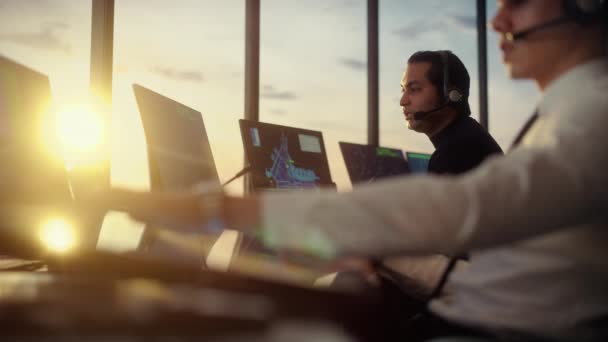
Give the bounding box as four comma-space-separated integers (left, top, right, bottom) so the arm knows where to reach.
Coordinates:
223, 195, 262, 231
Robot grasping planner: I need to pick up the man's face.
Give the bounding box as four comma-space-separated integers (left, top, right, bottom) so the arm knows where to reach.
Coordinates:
492, 0, 569, 80
400, 62, 443, 134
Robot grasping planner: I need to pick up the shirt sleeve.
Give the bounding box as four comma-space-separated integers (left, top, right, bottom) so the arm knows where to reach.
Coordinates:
260, 100, 608, 259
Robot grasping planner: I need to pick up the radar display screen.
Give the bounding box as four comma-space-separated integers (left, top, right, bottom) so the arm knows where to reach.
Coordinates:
239, 119, 333, 191
405, 151, 431, 174
339, 141, 410, 184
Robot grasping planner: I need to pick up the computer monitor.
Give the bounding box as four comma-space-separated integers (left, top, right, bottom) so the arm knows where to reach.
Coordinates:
0, 55, 71, 203
0, 56, 80, 255
133, 84, 220, 191
239, 119, 334, 192
405, 151, 431, 174
133, 84, 224, 265
339, 142, 410, 184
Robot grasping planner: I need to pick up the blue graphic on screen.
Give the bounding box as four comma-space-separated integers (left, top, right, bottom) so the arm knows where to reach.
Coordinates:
265, 134, 319, 189
406, 152, 431, 174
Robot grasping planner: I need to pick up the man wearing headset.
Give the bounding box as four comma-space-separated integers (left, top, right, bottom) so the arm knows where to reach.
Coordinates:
374, 50, 503, 305
101, 0, 608, 340
401, 50, 502, 175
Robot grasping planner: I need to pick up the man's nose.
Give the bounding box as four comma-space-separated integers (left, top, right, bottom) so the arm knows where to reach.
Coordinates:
491, 6, 511, 34
399, 92, 409, 107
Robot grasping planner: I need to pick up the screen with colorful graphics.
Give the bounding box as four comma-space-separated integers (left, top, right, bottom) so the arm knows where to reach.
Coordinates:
239, 119, 334, 192
405, 151, 431, 174
339, 141, 410, 184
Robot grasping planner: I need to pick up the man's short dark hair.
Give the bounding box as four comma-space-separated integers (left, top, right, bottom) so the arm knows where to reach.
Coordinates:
407, 50, 471, 116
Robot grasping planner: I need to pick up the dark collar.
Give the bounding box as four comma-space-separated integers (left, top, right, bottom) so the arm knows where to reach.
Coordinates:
430, 115, 467, 149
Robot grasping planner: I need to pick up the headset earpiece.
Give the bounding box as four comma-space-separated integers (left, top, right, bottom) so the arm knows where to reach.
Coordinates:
439, 51, 463, 104
563, 0, 607, 24
447, 89, 463, 103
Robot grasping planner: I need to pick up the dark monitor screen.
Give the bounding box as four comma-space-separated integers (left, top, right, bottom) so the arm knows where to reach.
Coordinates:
0, 55, 71, 203
239, 119, 334, 192
339, 142, 410, 184
134, 84, 224, 262
134, 84, 220, 191
405, 151, 431, 174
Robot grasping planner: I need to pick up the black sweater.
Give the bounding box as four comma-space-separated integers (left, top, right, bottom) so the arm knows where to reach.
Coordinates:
428, 116, 503, 175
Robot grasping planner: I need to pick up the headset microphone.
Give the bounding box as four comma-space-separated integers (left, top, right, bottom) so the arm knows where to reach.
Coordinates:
412, 103, 449, 121
505, 17, 571, 42
506, 0, 608, 42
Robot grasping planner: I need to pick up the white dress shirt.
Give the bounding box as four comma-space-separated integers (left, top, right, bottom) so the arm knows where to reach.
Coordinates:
260, 58, 608, 340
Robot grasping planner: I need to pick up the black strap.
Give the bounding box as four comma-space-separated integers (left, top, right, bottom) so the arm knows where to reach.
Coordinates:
429, 257, 460, 299
429, 110, 540, 300
510, 111, 539, 150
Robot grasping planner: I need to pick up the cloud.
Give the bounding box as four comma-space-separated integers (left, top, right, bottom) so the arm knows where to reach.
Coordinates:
115, 64, 130, 74
228, 70, 244, 78
392, 13, 476, 40
269, 108, 287, 116
323, 0, 359, 11
302, 119, 361, 133
43, 21, 70, 30
261, 85, 297, 100
448, 15, 477, 31
339, 58, 366, 71
149, 66, 204, 82
392, 20, 442, 40
0, 22, 71, 52
0, 0, 56, 14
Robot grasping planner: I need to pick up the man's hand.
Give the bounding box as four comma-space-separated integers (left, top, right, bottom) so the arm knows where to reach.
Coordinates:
86, 187, 262, 234
97, 188, 207, 226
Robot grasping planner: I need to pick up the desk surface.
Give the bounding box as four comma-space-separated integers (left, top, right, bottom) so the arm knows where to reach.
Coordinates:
0, 265, 387, 341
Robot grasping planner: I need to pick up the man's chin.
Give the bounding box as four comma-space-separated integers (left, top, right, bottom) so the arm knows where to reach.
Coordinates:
407, 121, 422, 132
506, 64, 529, 80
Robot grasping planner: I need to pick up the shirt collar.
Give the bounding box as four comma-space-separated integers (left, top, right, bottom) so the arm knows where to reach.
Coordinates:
539, 58, 608, 117
430, 115, 466, 149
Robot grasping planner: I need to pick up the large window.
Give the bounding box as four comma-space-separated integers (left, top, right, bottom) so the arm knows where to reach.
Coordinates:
379, 1, 480, 153
0, 0, 92, 121
3, 1, 543, 251
99, 1, 245, 251
259, 0, 367, 191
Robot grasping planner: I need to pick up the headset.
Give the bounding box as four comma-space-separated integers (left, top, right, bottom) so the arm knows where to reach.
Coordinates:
506, 0, 607, 42
413, 51, 464, 120
439, 51, 464, 105
565, 0, 607, 23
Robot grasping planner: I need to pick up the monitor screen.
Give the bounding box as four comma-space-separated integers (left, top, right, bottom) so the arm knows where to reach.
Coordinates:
339, 142, 409, 184
134, 84, 225, 262
134, 84, 220, 191
239, 119, 334, 191
405, 151, 431, 174
0, 55, 71, 203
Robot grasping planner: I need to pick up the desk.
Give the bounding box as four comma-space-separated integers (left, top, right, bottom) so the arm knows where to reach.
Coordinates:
0, 249, 391, 341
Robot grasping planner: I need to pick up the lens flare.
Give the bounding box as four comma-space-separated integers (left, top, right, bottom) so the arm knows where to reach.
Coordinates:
39, 218, 76, 253
55, 103, 105, 170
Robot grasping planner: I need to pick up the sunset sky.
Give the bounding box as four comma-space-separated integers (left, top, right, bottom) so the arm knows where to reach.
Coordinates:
0, 0, 539, 251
